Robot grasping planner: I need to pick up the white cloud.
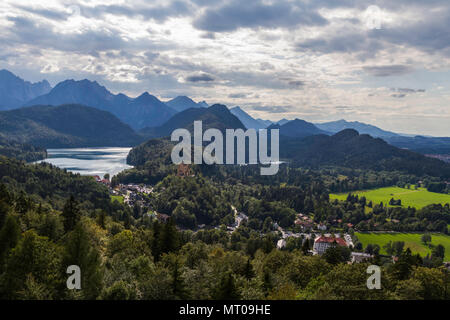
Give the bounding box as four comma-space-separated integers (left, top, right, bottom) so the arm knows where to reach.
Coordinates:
0, 0, 449, 135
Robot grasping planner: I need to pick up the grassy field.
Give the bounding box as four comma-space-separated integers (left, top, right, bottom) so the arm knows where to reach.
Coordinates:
110, 195, 124, 204
330, 186, 450, 209
355, 232, 450, 261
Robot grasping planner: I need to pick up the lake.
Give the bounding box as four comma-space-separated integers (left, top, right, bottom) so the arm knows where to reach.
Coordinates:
36, 147, 133, 177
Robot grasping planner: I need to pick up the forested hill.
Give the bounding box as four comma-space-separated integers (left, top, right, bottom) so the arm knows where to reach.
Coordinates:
268, 119, 329, 138
0, 156, 111, 210
281, 129, 450, 179
0, 137, 47, 162
0, 104, 144, 148
123, 128, 450, 184
139, 104, 246, 139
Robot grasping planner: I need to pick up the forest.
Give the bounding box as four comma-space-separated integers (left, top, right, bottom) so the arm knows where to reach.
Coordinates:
0, 155, 449, 300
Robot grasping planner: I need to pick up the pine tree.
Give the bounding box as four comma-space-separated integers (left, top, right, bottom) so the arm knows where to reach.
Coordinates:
301, 238, 310, 255
214, 271, 240, 300
151, 220, 162, 261
160, 218, 180, 254
171, 259, 187, 299
0, 199, 9, 230
0, 215, 21, 272
62, 223, 103, 299
262, 270, 273, 294
97, 211, 106, 229
244, 258, 255, 280
62, 196, 80, 232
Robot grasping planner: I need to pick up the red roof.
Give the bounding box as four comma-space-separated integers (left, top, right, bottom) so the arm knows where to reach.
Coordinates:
315, 236, 347, 246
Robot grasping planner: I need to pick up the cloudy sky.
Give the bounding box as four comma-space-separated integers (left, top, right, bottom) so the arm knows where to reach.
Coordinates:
1, 0, 450, 136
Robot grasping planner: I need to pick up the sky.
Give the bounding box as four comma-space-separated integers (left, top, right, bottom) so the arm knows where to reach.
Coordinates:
1, 0, 450, 136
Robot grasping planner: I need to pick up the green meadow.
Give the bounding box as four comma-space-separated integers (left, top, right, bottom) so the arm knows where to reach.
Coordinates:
355, 232, 450, 261
330, 186, 450, 209
110, 195, 124, 204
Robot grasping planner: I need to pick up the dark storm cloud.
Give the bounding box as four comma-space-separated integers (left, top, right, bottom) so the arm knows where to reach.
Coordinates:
185, 73, 215, 82
193, 0, 328, 32
363, 65, 414, 77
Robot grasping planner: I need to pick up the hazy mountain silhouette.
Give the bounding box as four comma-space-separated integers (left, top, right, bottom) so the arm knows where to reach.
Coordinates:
0, 69, 51, 110
24, 79, 176, 129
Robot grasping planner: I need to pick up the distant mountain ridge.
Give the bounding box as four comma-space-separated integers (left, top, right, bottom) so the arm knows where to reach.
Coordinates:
166, 96, 208, 112
281, 129, 450, 179
0, 104, 143, 148
268, 119, 330, 138
24, 79, 176, 130
315, 119, 399, 138
140, 104, 246, 138
230, 106, 268, 129
0, 69, 51, 110
385, 135, 450, 154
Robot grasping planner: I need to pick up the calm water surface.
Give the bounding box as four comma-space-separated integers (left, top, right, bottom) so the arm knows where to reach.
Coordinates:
36, 147, 133, 177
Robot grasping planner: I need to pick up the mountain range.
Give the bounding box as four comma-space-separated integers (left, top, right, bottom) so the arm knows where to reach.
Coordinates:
1, 69, 450, 156
24, 80, 177, 130
227, 107, 450, 155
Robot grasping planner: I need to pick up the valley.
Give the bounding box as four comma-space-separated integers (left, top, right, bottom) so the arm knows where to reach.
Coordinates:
0, 70, 449, 301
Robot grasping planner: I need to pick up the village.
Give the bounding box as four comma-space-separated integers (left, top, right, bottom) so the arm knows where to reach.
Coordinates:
90, 173, 447, 268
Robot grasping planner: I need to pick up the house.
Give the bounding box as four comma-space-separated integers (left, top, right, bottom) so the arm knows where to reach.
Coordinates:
313, 235, 348, 255
277, 239, 286, 249
351, 252, 373, 263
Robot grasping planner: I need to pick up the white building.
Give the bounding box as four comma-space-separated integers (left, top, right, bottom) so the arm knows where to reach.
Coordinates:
351, 252, 373, 263
277, 239, 286, 249
313, 236, 348, 255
